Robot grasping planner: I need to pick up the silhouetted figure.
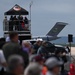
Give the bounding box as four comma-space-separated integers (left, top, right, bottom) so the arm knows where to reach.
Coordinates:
13, 16, 19, 30
17, 15, 23, 31
3, 16, 8, 31
3, 32, 29, 68
33, 40, 42, 54
24, 17, 29, 30
24, 16, 28, 24
9, 15, 14, 31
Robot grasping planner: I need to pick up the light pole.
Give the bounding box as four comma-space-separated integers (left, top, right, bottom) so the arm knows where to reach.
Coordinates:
29, 1, 33, 32
29, 1, 33, 22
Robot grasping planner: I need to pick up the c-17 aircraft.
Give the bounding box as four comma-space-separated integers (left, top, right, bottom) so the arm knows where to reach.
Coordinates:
32, 22, 68, 41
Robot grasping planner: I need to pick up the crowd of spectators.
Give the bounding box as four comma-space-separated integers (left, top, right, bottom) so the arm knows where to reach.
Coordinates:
0, 31, 73, 75
3, 15, 29, 31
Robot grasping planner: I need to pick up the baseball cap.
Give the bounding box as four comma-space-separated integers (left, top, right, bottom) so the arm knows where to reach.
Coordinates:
45, 57, 63, 69
30, 55, 45, 62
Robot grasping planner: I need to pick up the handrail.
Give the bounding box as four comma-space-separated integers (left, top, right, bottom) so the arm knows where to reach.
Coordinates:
3, 20, 31, 32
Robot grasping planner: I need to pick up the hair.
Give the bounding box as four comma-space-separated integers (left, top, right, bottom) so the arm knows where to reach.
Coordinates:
7, 55, 24, 71
24, 63, 41, 75
42, 41, 47, 46
9, 32, 18, 40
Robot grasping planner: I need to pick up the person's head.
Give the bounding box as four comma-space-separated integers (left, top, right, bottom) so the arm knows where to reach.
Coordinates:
14, 15, 16, 18
10, 15, 13, 18
36, 40, 42, 46
22, 41, 31, 49
42, 41, 47, 47
45, 57, 63, 75
7, 55, 24, 75
24, 63, 42, 75
9, 32, 18, 43
30, 55, 45, 65
20, 15, 23, 18
22, 41, 31, 53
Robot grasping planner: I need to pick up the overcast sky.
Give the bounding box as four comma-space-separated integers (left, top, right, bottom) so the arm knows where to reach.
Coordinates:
0, 0, 75, 37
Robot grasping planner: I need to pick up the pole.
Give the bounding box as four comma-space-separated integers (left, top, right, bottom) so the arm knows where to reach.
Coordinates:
29, 1, 33, 21
29, 1, 33, 32
30, 4, 31, 21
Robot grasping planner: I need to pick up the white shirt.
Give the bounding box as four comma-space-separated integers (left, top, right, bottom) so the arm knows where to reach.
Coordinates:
0, 50, 6, 70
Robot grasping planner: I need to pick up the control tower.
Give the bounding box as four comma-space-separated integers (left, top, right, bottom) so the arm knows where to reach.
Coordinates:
3, 4, 31, 42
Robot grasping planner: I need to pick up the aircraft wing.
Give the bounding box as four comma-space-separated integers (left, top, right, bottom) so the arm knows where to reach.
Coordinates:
46, 22, 68, 36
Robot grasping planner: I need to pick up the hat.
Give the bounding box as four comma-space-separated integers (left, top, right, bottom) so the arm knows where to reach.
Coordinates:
30, 55, 45, 62
45, 57, 63, 69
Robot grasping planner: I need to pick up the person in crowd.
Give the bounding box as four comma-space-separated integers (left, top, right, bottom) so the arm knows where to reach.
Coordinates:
3, 16, 8, 31
45, 57, 63, 75
9, 15, 14, 31
17, 15, 24, 31
2, 32, 21, 60
0, 38, 7, 74
3, 32, 29, 68
18, 15, 23, 22
37, 41, 49, 57
6, 55, 24, 75
33, 40, 42, 54
10, 15, 14, 21
54, 50, 63, 61
17, 15, 20, 20
20, 15, 23, 21
33, 55, 47, 75
13, 16, 18, 30
22, 41, 32, 55
13, 16, 17, 21
30, 55, 45, 65
68, 60, 75, 75
24, 63, 42, 75
0, 38, 6, 49
0, 50, 7, 71
24, 16, 28, 24
21, 21, 25, 30
54, 50, 68, 74
24, 16, 29, 30
30, 54, 47, 75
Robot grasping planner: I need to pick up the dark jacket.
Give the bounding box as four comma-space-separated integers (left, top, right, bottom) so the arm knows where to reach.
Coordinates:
0, 68, 15, 75
33, 44, 40, 54
2, 42, 21, 60
37, 46, 48, 56
2, 42, 29, 68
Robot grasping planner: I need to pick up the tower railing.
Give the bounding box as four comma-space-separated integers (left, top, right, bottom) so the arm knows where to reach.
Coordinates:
3, 20, 31, 32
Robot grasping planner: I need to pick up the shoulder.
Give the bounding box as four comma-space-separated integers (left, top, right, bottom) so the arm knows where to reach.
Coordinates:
3, 43, 10, 48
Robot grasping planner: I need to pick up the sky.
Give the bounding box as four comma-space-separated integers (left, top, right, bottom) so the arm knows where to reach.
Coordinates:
0, 0, 75, 37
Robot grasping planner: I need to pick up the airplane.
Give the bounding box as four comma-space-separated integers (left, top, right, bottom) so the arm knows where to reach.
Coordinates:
32, 22, 68, 41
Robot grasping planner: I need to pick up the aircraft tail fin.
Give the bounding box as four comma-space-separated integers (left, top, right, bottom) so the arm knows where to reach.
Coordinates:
46, 22, 68, 36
